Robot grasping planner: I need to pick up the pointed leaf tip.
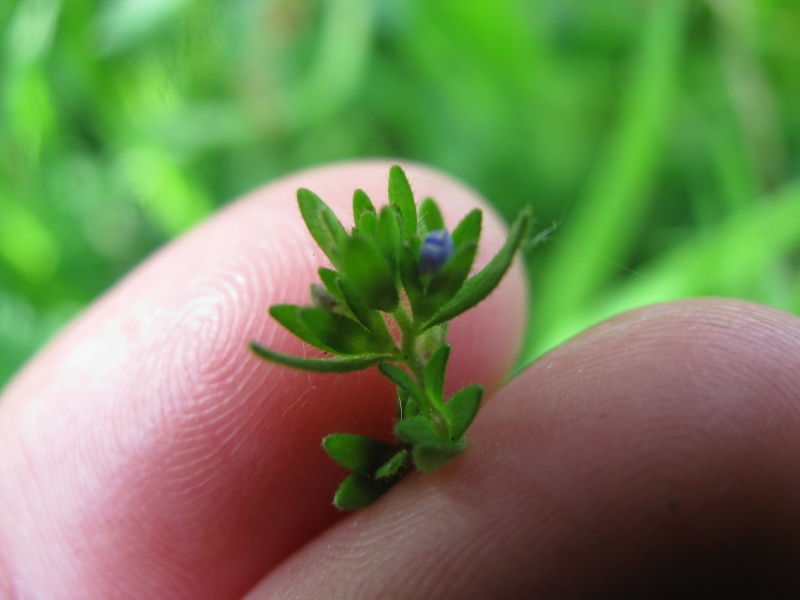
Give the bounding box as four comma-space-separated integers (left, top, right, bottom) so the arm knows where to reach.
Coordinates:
297, 188, 349, 269
352, 189, 377, 229
419, 197, 445, 233
323, 434, 393, 474
333, 473, 391, 510
388, 165, 417, 240
250, 342, 391, 373
445, 384, 482, 441
423, 344, 450, 410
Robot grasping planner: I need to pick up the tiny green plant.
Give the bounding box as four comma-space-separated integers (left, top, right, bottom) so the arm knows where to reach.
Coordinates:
251, 165, 530, 509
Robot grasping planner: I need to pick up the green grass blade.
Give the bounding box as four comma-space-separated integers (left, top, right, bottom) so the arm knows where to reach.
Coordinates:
532, 0, 687, 350
523, 181, 800, 362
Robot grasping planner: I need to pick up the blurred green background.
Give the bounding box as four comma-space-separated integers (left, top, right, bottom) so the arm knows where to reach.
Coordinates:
2, 0, 800, 387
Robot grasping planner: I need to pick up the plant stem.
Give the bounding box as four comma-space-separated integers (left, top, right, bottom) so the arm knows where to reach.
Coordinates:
393, 306, 443, 421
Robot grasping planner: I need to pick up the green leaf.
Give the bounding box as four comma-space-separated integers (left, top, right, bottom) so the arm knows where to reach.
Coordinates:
451, 209, 482, 250
318, 267, 345, 303
399, 243, 431, 322
419, 197, 445, 233
301, 306, 393, 355
424, 240, 478, 305
352, 189, 377, 229
377, 205, 401, 277
270, 304, 391, 355
388, 165, 417, 240
333, 473, 392, 510
394, 415, 444, 446
412, 441, 465, 473
250, 342, 391, 373
336, 275, 394, 344
378, 363, 425, 409
423, 344, 450, 410
341, 236, 399, 312
297, 188, 349, 269
323, 433, 393, 474
398, 387, 419, 419
375, 449, 410, 479
423, 208, 531, 330
357, 211, 378, 240
269, 304, 338, 353
444, 384, 482, 441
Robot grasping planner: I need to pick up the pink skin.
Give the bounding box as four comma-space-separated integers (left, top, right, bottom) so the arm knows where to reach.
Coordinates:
2, 163, 800, 598
0, 162, 526, 598
248, 299, 800, 598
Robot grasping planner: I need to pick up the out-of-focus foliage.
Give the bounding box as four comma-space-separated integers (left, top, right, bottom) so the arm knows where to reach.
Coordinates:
2, 0, 800, 386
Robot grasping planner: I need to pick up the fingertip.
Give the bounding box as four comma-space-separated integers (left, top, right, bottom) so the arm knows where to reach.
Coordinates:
247, 299, 800, 598
0, 160, 527, 598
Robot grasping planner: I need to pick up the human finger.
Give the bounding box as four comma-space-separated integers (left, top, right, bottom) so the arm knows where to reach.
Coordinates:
247, 299, 800, 599
0, 161, 528, 599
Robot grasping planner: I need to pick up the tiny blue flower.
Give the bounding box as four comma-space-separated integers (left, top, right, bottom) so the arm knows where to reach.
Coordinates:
418, 229, 454, 276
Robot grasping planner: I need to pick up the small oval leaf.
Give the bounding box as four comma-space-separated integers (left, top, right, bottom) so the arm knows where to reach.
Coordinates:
399, 243, 432, 322
394, 415, 443, 446
342, 236, 399, 312
423, 344, 450, 410
375, 449, 410, 479
378, 205, 402, 277
297, 188, 349, 269
419, 197, 445, 233
357, 211, 379, 239
379, 363, 425, 409
388, 165, 417, 240
412, 442, 464, 473
444, 384, 482, 441
451, 209, 482, 250
336, 275, 394, 344
269, 304, 337, 353
301, 307, 393, 355
352, 189, 377, 229
323, 433, 393, 474
333, 474, 391, 510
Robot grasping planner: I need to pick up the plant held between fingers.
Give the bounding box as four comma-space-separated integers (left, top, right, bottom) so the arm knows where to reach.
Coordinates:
251, 165, 530, 509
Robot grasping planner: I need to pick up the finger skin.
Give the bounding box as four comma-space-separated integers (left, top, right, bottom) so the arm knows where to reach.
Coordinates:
0, 161, 528, 599
248, 299, 800, 599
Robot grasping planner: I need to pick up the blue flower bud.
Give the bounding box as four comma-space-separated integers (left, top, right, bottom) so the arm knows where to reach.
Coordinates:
418, 229, 454, 276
